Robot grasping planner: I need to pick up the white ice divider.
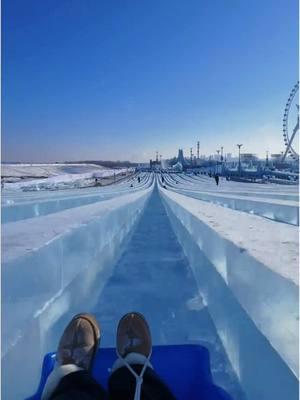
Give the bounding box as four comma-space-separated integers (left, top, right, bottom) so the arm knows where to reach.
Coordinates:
2, 182, 154, 399
159, 186, 299, 400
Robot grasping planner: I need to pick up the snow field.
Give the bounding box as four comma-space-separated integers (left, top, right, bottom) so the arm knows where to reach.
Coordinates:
1, 163, 106, 178
2, 163, 132, 191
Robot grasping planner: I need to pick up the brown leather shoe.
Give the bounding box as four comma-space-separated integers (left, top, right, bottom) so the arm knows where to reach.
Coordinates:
117, 312, 152, 358
56, 313, 100, 370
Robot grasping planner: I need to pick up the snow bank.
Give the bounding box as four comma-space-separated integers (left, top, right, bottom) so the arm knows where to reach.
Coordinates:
1, 163, 105, 177
2, 163, 131, 191
2, 184, 153, 399
159, 187, 299, 400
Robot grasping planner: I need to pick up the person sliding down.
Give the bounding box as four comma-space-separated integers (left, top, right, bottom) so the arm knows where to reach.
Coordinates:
41, 312, 175, 400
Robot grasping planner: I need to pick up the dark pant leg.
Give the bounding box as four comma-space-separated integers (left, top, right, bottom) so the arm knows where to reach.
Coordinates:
108, 365, 176, 400
50, 370, 107, 400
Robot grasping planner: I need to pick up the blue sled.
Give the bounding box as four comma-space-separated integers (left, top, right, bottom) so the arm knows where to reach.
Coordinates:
27, 344, 232, 400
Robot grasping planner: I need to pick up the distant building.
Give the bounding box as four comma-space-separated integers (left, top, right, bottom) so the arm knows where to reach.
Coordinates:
241, 153, 258, 163
137, 162, 150, 171
177, 149, 186, 166
149, 159, 161, 170
271, 154, 283, 161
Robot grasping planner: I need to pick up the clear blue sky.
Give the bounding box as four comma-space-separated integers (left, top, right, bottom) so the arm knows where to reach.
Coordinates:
2, 0, 298, 162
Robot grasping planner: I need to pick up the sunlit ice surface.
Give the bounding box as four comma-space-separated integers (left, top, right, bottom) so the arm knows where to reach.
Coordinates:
2, 173, 298, 399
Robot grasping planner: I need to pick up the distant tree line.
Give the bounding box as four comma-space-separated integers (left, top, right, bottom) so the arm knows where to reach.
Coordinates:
64, 160, 139, 168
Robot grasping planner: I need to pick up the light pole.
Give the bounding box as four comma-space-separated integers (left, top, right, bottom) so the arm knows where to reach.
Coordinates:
237, 144, 243, 176
216, 150, 220, 174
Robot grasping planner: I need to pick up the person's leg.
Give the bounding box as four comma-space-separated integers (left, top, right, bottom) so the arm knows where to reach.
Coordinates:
41, 313, 106, 400
109, 361, 175, 400
48, 370, 106, 400
108, 312, 175, 400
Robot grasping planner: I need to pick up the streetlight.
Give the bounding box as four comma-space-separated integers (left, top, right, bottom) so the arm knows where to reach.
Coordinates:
237, 144, 243, 176
216, 150, 220, 175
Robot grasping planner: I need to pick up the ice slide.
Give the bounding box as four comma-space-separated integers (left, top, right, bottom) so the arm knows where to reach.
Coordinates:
165, 173, 299, 201
162, 173, 299, 225
2, 173, 152, 223
2, 175, 298, 399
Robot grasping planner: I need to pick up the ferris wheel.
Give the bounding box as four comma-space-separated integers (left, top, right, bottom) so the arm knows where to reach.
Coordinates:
282, 81, 299, 162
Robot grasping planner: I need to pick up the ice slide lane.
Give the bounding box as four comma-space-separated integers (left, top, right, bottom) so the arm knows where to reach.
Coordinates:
3, 177, 298, 399
1, 173, 149, 206
159, 185, 299, 400
1, 174, 153, 224
171, 188, 298, 225
2, 185, 154, 400
165, 173, 299, 201
90, 187, 245, 399
164, 173, 299, 199
163, 176, 298, 225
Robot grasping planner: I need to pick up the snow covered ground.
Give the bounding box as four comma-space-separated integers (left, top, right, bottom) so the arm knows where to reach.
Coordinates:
1, 173, 299, 399
2, 163, 106, 177
2, 163, 131, 191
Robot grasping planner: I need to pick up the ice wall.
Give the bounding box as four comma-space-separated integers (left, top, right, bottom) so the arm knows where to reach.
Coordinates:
2, 185, 153, 399
159, 187, 299, 400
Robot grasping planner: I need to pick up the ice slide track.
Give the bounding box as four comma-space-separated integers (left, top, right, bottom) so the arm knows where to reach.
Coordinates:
49, 184, 245, 399
162, 174, 299, 226
166, 173, 298, 199
97, 186, 245, 394
2, 173, 153, 223
2, 176, 298, 399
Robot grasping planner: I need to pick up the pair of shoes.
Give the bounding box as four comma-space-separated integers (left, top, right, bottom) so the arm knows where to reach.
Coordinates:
57, 312, 152, 370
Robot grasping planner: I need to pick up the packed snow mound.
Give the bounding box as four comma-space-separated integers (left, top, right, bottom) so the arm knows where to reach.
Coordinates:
2, 163, 132, 191
1, 163, 105, 178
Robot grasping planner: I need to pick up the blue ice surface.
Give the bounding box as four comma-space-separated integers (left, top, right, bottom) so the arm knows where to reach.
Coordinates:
27, 345, 232, 400
48, 187, 244, 399
8, 174, 299, 399
94, 188, 242, 388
